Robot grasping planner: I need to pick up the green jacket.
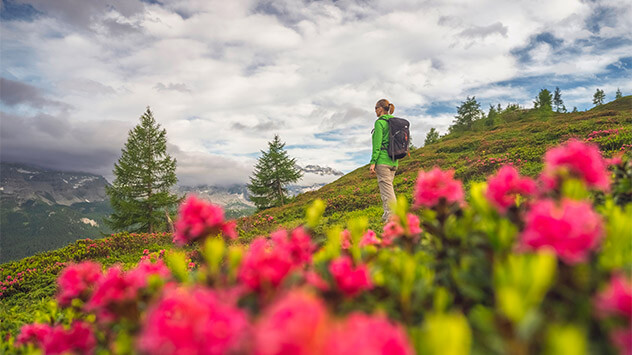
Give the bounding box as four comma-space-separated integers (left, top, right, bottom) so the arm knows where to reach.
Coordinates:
370, 114, 398, 167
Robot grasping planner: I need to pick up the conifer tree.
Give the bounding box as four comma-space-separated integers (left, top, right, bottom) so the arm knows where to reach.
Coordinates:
424, 128, 439, 146
553, 87, 566, 112
534, 89, 553, 110
247, 135, 303, 210
450, 96, 482, 132
593, 89, 605, 106
615, 88, 623, 100
106, 107, 179, 233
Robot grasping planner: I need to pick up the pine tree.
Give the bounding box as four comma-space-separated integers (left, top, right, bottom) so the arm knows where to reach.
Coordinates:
593, 89, 605, 106
424, 128, 439, 146
106, 107, 179, 233
247, 135, 303, 210
450, 96, 482, 132
553, 87, 565, 112
534, 89, 553, 111
485, 104, 498, 127
615, 88, 623, 100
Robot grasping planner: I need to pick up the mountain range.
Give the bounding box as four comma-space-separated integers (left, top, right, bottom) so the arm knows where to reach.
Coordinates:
0, 161, 343, 262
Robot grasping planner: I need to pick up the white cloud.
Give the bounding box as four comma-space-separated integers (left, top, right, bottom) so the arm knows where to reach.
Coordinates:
1, 0, 631, 185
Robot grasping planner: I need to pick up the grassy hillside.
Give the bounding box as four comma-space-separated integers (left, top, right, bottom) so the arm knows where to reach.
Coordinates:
0, 96, 630, 338
236, 97, 632, 241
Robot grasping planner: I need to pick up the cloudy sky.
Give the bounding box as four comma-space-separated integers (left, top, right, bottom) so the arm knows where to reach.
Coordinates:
1, 0, 631, 186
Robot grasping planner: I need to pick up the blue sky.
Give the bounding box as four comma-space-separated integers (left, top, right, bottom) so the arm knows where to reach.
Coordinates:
1, 0, 631, 185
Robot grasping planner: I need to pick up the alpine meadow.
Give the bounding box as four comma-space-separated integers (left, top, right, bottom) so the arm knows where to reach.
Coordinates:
1, 1, 632, 355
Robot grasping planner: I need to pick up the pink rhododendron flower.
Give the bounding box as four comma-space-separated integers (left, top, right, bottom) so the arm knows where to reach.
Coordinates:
595, 274, 632, 321
340, 229, 352, 249
56, 261, 103, 306
17, 322, 96, 355
521, 199, 603, 264
238, 238, 294, 292
413, 167, 465, 208
329, 256, 372, 297
542, 139, 610, 191
87, 266, 142, 322
486, 165, 537, 213
173, 195, 236, 245
359, 229, 380, 247
324, 313, 414, 355
138, 287, 250, 355
126, 260, 171, 290
255, 289, 330, 354
16, 323, 50, 347
270, 227, 315, 266
382, 221, 404, 246
407, 213, 423, 236
288, 227, 316, 265
611, 328, 632, 355
305, 270, 330, 291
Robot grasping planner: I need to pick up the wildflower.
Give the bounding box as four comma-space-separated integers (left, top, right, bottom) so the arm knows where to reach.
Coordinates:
486, 165, 537, 213
238, 238, 294, 292
87, 266, 142, 322
16, 323, 50, 347
173, 195, 236, 245
255, 289, 330, 354
324, 313, 414, 355
407, 213, 423, 236
329, 256, 372, 297
541, 139, 610, 191
56, 261, 103, 306
382, 221, 404, 246
340, 229, 352, 249
288, 227, 316, 266
126, 260, 171, 290
138, 287, 250, 355
413, 167, 464, 208
359, 229, 380, 247
594, 274, 632, 320
305, 270, 330, 291
16, 322, 96, 355
521, 199, 603, 264
611, 328, 632, 355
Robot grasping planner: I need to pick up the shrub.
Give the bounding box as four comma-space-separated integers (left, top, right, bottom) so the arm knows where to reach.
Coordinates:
2, 140, 631, 355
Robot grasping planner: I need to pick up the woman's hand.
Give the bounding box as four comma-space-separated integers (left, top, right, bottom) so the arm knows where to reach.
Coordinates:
369, 164, 376, 174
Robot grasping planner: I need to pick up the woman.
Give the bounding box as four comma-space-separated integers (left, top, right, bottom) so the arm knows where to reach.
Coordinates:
369, 98, 398, 222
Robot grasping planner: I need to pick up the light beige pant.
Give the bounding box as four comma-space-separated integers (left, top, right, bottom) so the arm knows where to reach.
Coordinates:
376, 164, 397, 221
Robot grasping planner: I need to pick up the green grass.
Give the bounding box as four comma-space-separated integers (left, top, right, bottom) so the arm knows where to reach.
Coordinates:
1, 96, 630, 339
235, 97, 632, 241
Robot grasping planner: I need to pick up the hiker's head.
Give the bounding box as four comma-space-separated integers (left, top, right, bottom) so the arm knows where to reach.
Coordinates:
375, 99, 394, 117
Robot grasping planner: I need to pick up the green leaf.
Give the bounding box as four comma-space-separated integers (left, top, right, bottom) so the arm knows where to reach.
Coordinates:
306, 199, 326, 229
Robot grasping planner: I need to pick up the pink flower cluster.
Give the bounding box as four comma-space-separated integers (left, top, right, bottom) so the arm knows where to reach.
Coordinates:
91, 261, 171, 318
341, 229, 381, 249
486, 165, 537, 213
382, 213, 423, 245
595, 274, 632, 320
594, 274, 632, 355
520, 199, 603, 264
173, 195, 238, 245
414, 167, 464, 208
329, 256, 372, 297
585, 128, 619, 141
255, 289, 413, 355
138, 286, 250, 355
239, 227, 315, 292
541, 139, 610, 191
16, 321, 96, 355
56, 261, 103, 306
